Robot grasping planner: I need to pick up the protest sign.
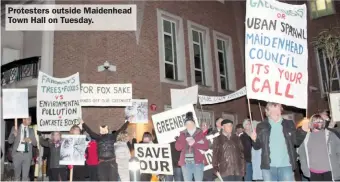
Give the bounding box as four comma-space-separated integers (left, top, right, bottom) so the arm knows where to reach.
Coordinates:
152, 104, 198, 144
81, 83, 132, 106
37, 71, 82, 131
198, 87, 246, 105
135, 144, 173, 175
171, 85, 198, 108
60, 135, 87, 165
204, 133, 220, 171
245, 0, 308, 109
2, 89, 29, 119
125, 99, 148, 123
330, 93, 340, 122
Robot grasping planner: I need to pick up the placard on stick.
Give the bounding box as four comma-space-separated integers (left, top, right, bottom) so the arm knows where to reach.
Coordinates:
3, 89, 29, 119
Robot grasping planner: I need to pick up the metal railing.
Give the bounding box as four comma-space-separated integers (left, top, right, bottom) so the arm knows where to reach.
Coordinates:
1, 56, 40, 86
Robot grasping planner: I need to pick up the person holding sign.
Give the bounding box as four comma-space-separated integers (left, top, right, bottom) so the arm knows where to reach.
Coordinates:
8, 116, 37, 181
252, 103, 309, 181
38, 131, 67, 181
212, 119, 245, 181
175, 112, 209, 181
80, 117, 131, 181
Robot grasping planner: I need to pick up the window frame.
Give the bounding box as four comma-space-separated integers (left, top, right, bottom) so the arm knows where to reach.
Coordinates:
187, 20, 214, 91
157, 9, 187, 86
309, 0, 336, 19
213, 30, 236, 93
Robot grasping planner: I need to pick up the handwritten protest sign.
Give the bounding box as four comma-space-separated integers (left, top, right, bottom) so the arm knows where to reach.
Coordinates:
60, 135, 87, 165
330, 93, 340, 122
152, 104, 198, 144
37, 71, 82, 131
198, 87, 246, 105
245, 0, 307, 109
81, 83, 132, 106
3, 89, 29, 119
125, 99, 148, 123
204, 133, 219, 171
171, 85, 198, 108
135, 144, 173, 175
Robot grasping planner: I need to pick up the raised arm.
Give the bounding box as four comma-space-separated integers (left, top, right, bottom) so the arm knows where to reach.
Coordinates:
82, 122, 101, 140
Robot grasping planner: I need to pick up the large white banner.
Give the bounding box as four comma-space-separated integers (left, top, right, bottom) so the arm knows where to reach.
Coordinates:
37, 71, 82, 131
330, 93, 340, 122
2, 89, 29, 119
198, 87, 246, 105
171, 85, 198, 108
245, 0, 308, 109
135, 144, 173, 175
60, 135, 87, 165
81, 83, 132, 106
152, 104, 198, 144
125, 99, 148, 123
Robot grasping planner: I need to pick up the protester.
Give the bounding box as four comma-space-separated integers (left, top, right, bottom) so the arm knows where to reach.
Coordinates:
69, 125, 86, 181
140, 132, 154, 181
241, 119, 253, 182
114, 131, 131, 182
39, 131, 67, 181
201, 121, 209, 136
320, 110, 340, 138
209, 117, 223, 135
236, 124, 244, 136
252, 102, 308, 181
165, 141, 183, 181
127, 132, 137, 152
86, 137, 99, 181
298, 114, 340, 181
212, 119, 245, 181
8, 116, 37, 181
81, 118, 130, 181
175, 112, 209, 181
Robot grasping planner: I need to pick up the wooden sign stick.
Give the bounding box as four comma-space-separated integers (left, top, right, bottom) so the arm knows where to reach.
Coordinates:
15, 118, 18, 131
69, 168, 73, 182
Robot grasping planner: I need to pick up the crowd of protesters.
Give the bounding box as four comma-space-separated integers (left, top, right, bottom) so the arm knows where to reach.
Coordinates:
3, 102, 340, 181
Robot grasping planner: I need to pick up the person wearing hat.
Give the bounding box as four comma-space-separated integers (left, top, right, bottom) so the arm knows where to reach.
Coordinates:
212, 119, 245, 181
175, 112, 209, 181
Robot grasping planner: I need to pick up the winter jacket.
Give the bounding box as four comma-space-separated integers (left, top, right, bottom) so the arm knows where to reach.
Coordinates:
86, 140, 99, 166
212, 133, 245, 177
175, 128, 209, 166
39, 137, 65, 169
170, 142, 181, 167
253, 118, 306, 170
114, 141, 131, 182
298, 129, 340, 180
239, 132, 252, 163
83, 121, 129, 160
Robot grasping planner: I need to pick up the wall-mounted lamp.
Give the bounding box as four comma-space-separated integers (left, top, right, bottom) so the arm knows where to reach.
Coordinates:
97, 61, 116, 72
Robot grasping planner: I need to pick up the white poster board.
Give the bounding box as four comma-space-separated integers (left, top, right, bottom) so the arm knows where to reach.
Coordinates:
135, 144, 173, 175
37, 71, 82, 131
152, 104, 198, 144
125, 99, 148, 123
330, 93, 340, 122
198, 87, 246, 105
81, 83, 132, 106
245, 0, 308, 109
60, 135, 87, 165
2, 89, 29, 119
171, 85, 198, 108
204, 133, 220, 171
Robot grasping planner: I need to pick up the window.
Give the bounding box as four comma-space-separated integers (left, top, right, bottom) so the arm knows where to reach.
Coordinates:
157, 9, 187, 86
316, 49, 340, 95
213, 31, 236, 92
188, 21, 213, 89
309, 0, 335, 19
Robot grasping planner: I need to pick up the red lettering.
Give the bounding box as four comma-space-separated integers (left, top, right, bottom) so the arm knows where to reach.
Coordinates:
264, 65, 269, 74
252, 77, 260, 92
60, 95, 64, 100
275, 82, 283, 96
55, 96, 59, 100
261, 79, 271, 93
285, 83, 294, 98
